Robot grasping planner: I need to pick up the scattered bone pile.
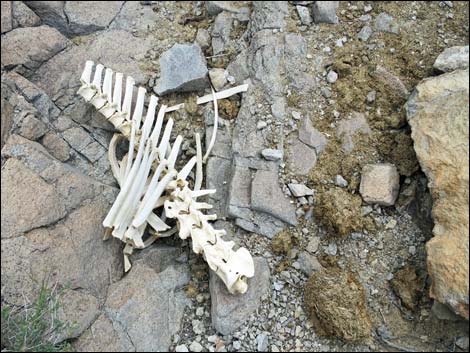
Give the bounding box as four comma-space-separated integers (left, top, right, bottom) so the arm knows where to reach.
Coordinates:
77, 61, 254, 294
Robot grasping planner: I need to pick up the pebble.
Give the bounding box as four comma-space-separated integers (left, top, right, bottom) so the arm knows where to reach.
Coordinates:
320, 86, 332, 98
292, 111, 301, 120
196, 307, 204, 316
385, 219, 397, 229
261, 149, 283, 161
189, 341, 203, 352
326, 243, 337, 256
364, 5, 373, 12
306, 237, 320, 253
288, 183, 314, 197
176, 344, 189, 352
456, 336, 469, 350
409, 245, 416, 255
335, 175, 348, 187
326, 70, 338, 83
232, 341, 242, 350
366, 90, 376, 103
256, 333, 269, 352
358, 26, 373, 41
257, 121, 267, 130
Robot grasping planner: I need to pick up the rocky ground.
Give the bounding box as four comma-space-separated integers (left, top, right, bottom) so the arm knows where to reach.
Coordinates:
1, 1, 469, 352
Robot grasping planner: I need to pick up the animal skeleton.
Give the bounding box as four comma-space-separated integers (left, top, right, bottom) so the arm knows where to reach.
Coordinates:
77, 61, 254, 294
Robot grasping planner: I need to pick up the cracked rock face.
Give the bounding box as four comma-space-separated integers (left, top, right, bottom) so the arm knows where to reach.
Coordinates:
406, 69, 469, 319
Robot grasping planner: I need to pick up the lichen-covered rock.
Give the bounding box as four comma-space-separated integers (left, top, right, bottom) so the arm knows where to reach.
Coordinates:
406, 69, 469, 319
12, 1, 41, 28
304, 268, 372, 341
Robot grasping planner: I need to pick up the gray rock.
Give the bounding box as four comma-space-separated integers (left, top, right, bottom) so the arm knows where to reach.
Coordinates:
97, 264, 190, 352
195, 28, 211, 50
23, 1, 68, 35
209, 68, 228, 91
335, 175, 348, 188
207, 1, 250, 17
211, 257, 270, 335
64, 1, 124, 36
18, 114, 48, 140
374, 65, 409, 98
366, 90, 376, 103
298, 117, 328, 153
306, 236, 320, 253
1, 25, 70, 74
358, 25, 372, 41
327, 70, 338, 83
109, 1, 158, 32
456, 336, 469, 350
359, 163, 400, 206
189, 341, 203, 352
12, 1, 41, 29
261, 148, 283, 161
1, 92, 14, 149
312, 1, 339, 24
286, 137, 317, 175
296, 5, 312, 25
433, 45, 469, 72
336, 112, 372, 153
288, 183, 314, 197
374, 12, 399, 34
251, 170, 297, 225
176, 344, 190, 352
297, 251, 323, 276
320, 86, 332, 98
154, 43, 209, 95
73, 314, 128, 351
1, 1, 13, 33
431, 301, 462, 322
1, 157, 67, 239
256, 333, 269, 352
212, 12, 233, 55
41, 132, 70, 161
250, 1, 288, 32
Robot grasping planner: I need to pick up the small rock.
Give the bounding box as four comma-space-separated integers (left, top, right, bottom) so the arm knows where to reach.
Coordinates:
18, 115, 48, 141
374, 12, 399, 34
286, 137, 317, 175
209, 68, 228, 91
196, 307, 204, 316
257, 121, 267, 130
298, 117, 328, 153
335, 175, 348, 188
364, 5, 373, 12
374, 65, 409, 99
176, 344, 190, 352
232, 341, 241, 350
12, 1, 41, 29
385, 219, 397, 229
431, 301, 462, 321
154, 43, 209, 95
306, 236, 320, 253
359, 14, 371, 22
195, 28, 211, 50
189, 341, 203, 352
320, 86, 332, 98
326, 243, 337, 256
358, 26, 372, 41
296, 5, 313, 25
433, 45, 469, 72
292, 111, 301, 120
288, 183, 314, 197
298, 251, 323, 276
327, 70, 338, 83
261, 148, 283, 161
366, 90, 376, 103
256, 333, 269, 352
360, 163, 400, 206
456, 336, 469, 350
312, 1, 339, 24
408, 245, 416, 256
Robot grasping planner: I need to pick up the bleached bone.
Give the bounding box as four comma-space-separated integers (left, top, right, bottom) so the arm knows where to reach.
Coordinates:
77, 60, 253, 294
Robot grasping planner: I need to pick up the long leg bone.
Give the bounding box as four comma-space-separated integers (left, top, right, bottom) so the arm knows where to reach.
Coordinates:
77, 61, 253, 294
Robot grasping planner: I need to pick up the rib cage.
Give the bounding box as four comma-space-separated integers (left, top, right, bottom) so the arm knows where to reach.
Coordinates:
77, 61, 254, 294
